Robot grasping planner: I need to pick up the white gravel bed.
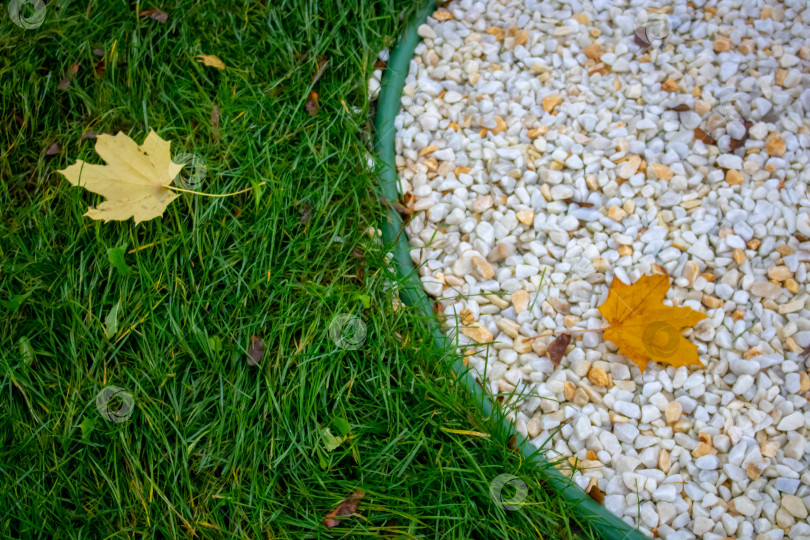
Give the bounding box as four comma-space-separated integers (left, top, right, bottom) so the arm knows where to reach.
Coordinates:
382, 0, 810, 537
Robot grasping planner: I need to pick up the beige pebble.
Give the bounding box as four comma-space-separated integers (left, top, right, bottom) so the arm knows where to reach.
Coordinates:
516, 210, 534, 225
608, 205, 627, 221
694, 100, 711, 115
661, 78, 678, 92
485, 294, 509, 309
767, 265, 792, 281
747, 461, 765, 480
573, 12, 590, 25
511, 290, 530, 313
799, 372, 810, 393
588, 367, 610, 387
702, 294, 723, 309
418, 144, 438, 157
682, 260, 700, 285
781, 494, 809, 519
542, 94, 563, 113
496, 317, 520, 339
692, 433, 717, 457
725, 169, 744, 185
492, 115, 507, 135
766, 132, 786, 156
584, 43, 603, 61
784, 278, 799, 294
733, 248, 746, 265
564, 381, 576, 401
778, 298, 805, 315
513, 335, 533, 354
714, 36, 733, 52
573, 388, 589, 407
776, 244, 795, 257
526, 125, 549, 138
617, 155, 641, 179
471, 255, 494, 279
650, 163, 673, 180
461, 323, 493, 343
665, 401, 682, 423
658, 448, 671, 474
432, 9, 453, 21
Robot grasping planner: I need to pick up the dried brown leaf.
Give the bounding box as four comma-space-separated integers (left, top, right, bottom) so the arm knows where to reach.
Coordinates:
668, 104, 691, 112
45, 142, 61, 155
694, 127, 715, 145
139, 9, 168, 23
211, 104, 220, 139
247, 336, 265, 366
548, 333, 572, 366
311, 57, 328, 85
323, 490, 365, 528
306, 91, 319, 116
196, 55, 225, 70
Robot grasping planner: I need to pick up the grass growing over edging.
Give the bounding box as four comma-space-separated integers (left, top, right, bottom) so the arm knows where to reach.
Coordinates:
0, 1, 599, 537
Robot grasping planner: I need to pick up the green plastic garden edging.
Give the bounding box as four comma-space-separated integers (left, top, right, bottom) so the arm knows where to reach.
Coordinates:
373, 2, 647, 539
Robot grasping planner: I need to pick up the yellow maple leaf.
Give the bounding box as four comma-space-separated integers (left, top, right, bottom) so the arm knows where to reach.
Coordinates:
598, 274, 708, 372
58, 131, 184, 224
196, 54, 225, 70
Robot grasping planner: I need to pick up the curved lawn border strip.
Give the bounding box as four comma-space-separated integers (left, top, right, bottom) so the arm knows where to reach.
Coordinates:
373, 2, 647, 539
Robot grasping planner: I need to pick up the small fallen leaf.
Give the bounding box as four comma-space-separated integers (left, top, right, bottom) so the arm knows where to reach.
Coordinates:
94, 59, 106, 76
247, 336, 265, 366
58, 131, 184, 224
548, 333, 571, 366
81, 131, 98, 141
729, 120, 753, 151
333, 417, 351, 436
80, 417, 95, 441
306, 91, 319, 116
108, 244, 132, 276
323, 490, 365, 528
322, 427, 345, 452
58, 62, 79, 90
3, 293, 30, 312
668, 103, 691, 112
18, 337, 35, 365
694, 127, 716, 145
311, 57, 328, 84
139, 9, 168, 23
210, 104, 220, 139
196, 55, 225, 70
598, 274, 708, 372
105, 301, 120, 338
208, 335, 223, 354
45, 142, 61, 155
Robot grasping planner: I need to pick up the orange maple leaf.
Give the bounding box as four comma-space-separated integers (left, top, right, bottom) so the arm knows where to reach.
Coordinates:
598, 274, 708, 373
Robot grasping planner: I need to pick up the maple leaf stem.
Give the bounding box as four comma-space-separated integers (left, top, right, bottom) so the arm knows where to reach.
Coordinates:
167, 181, 266, 198
526, 328, 605, 341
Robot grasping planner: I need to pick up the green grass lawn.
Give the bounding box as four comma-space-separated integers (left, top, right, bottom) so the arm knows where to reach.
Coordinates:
0, 1, 598, 538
